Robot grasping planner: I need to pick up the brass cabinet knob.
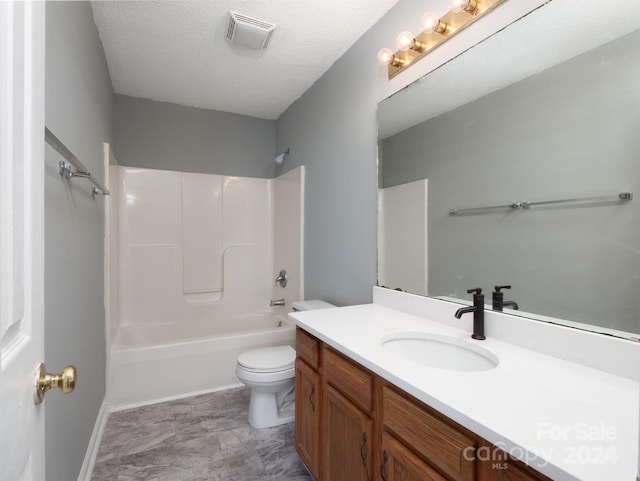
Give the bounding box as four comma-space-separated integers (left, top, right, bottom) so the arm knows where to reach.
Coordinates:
34, 363, 77, 404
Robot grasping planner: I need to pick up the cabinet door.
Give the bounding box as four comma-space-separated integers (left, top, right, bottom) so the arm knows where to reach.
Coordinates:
379, 432, 447, 481
295, 358, 321, 480
322, 384, 373, 481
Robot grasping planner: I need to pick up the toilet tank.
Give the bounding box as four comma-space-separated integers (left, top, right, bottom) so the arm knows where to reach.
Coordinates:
291, 300, 335, 311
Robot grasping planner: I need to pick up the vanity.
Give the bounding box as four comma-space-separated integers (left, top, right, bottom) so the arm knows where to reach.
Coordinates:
289, 288, 639, 481
290, 1, 640, 479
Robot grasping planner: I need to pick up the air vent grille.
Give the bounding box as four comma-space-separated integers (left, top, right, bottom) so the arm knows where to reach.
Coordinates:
225, 11, 276, 50
225, 16, 237, 41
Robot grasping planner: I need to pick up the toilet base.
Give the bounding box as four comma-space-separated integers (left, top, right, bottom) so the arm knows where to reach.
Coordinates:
247, 390, 295, 429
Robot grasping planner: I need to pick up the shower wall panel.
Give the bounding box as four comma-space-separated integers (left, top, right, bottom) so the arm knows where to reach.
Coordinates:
182, 173, 223, 294
378, 179, 428, 296
272, 167, 304, 305
118, 167, 276, 327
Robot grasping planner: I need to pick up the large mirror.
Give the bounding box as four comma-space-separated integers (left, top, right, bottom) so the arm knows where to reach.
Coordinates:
377, 0, 640, 339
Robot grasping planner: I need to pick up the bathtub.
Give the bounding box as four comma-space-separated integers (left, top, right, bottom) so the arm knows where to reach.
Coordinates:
107, 311, 295, 408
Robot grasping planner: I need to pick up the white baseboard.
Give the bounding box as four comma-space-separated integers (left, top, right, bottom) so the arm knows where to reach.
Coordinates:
108, 382, 244, 413
77, 399, 109, 481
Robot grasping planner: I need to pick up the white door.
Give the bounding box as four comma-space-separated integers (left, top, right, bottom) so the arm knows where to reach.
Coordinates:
0, 2, 46, 481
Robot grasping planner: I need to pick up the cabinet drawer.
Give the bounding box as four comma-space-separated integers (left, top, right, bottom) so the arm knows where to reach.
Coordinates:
323, 346, 373, 413
381, 432, 448, 481
296, 328, 320, 369
383, 386, 476, 481
477, 442, 552, 481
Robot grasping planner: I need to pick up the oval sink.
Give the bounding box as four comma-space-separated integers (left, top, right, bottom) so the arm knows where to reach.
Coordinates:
381, 332, 499, 372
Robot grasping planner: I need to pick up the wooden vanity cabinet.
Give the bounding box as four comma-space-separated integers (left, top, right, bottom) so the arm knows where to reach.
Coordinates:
322, 383, 373, 481
382, 385, 476, 481
380, 432, 448, 481
295, 329, 321, 480
321, 346, 374, 481
294, 328, 551, 481
490, 464, 549, 481
476, 441, 551, 481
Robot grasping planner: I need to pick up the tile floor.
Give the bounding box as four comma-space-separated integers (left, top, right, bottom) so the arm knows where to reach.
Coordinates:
91, 387, 313, 481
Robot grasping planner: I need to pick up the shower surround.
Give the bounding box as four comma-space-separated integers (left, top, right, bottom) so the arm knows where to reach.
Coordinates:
107, 165, 304, 407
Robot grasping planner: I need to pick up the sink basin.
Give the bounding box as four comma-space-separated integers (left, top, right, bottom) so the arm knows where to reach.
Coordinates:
381, 332, 499, 372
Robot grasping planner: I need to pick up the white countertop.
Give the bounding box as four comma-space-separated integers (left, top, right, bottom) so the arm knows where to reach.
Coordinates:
289, 302, 640, 481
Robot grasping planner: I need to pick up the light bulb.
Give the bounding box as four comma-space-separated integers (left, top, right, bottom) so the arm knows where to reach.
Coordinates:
396, 31, 415, 51
420, 12, 439, 32
420, 12, 447, 34
449, 0, 476, 13
449, 0, 468, 11
377, 48, 395, 65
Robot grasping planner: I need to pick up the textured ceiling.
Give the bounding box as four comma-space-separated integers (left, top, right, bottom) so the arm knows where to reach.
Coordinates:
91, 0, 400, 120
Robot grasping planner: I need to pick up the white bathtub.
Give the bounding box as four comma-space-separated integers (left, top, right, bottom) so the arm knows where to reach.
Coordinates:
107, 311, 296, 409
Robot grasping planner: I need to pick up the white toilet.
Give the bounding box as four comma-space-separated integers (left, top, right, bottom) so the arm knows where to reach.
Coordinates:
236, 300, 335, 428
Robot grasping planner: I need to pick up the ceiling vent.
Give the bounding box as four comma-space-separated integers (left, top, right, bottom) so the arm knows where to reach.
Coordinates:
225, 11, 276, 50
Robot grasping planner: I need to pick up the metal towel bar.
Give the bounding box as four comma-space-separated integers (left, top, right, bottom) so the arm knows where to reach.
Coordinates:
45, 127, 110, 196
450, 192, 632, 215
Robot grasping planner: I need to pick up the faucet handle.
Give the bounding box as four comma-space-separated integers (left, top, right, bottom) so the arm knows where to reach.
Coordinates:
494, 285, 511, 292
467, 288, 482, 296
275, 269, 288, 288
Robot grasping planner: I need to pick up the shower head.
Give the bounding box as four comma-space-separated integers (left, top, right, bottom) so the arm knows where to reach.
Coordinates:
275, 148, 290, 165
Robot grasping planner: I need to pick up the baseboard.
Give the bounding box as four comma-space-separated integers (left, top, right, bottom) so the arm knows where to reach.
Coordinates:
77, 399, 109, 481
108, 382, 244, 413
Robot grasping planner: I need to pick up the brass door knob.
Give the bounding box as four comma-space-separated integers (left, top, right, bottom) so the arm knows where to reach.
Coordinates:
34, 363, 77, 404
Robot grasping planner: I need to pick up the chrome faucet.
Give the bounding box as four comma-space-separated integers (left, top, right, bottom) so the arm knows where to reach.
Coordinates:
454, 288, 486, 340
275, 269, 288, 288
270, 298, 285, 307
492, 285, 519, 311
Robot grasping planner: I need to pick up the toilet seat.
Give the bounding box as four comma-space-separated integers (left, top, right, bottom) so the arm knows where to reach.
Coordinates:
237, 345, 295, 373
236, 365, 294, 384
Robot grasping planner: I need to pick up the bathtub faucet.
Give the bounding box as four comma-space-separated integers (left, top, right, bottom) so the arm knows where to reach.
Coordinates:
270, 298, 285, 307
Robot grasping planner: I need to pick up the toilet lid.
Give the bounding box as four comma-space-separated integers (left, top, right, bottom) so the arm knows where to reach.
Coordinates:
237, 345, 295, 372
291, 300, 335, 311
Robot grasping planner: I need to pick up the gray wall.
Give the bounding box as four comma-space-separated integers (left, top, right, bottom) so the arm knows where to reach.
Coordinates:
272, 0, 530, 306
114, 94, 276, 178
275, 59, 380, 306
380, 31, 640, 331
108, 0, 542, 308
45, 2, 113, 480
273, 10, 403, 306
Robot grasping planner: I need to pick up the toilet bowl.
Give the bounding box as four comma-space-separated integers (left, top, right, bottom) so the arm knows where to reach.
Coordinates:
236, 300, 335, 428
236, 345, 296, 428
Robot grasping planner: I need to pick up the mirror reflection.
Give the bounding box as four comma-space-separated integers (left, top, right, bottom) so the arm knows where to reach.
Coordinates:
377, 0, 640, 337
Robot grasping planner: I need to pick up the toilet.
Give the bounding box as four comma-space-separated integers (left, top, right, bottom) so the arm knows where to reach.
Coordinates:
236, 299, 335, 428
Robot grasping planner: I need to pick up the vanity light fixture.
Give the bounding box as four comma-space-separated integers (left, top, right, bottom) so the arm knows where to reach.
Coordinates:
378, 0, 504, 79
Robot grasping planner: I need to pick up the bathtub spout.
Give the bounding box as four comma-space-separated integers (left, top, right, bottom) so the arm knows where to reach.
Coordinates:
270, 298, 285, 307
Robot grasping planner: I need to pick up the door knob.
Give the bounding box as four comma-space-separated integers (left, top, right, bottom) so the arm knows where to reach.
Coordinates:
34, 363, 76, 404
